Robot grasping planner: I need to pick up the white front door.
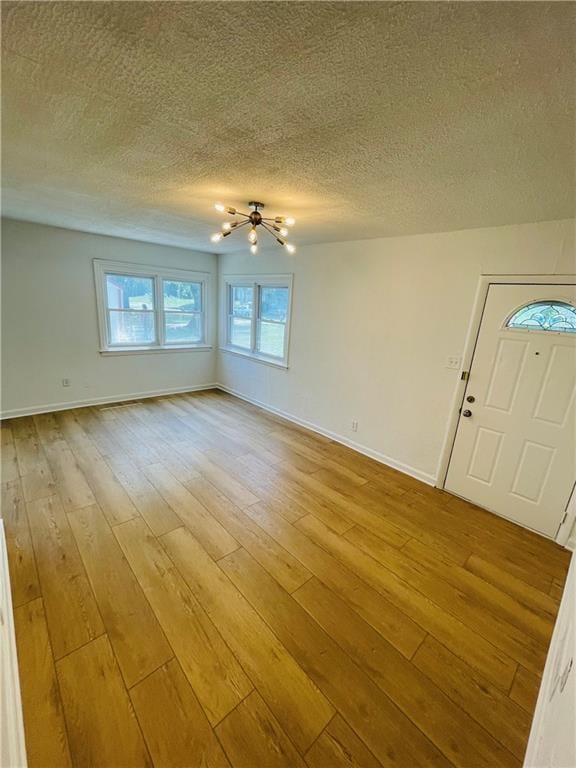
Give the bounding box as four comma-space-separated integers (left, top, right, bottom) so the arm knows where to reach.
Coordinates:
445, 283, 576, 538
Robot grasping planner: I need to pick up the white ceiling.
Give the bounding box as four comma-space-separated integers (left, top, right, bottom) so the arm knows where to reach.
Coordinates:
2, 1, 575, 253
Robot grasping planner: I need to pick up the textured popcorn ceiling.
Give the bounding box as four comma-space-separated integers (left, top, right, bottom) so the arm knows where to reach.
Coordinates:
2, 1, 575, 252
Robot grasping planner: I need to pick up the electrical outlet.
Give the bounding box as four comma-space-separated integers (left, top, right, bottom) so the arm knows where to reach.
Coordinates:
445, 356, 461, 370
62, 378, 71, 387
351, 419, 358, 432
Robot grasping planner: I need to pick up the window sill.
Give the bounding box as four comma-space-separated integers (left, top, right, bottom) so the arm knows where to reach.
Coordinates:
219, 346, 289, 369
100, 345, 213, 356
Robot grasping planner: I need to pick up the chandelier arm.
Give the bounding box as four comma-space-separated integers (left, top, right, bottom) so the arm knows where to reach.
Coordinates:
234, 211, 251, 218
260, 221, 282, 241
225, 220, 251, 235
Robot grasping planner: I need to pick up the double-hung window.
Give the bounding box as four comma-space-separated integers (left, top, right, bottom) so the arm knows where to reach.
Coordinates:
222, 275, 293, 367
94, 260, 210, 352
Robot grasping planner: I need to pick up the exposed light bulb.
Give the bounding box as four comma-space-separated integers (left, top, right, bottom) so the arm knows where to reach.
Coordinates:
211, 233, 222, 243
214, 202, 225, 212
279, 227, 289, 237
285, 217, 296, 227
285, 243, 296, 254
248, 227, 257, 244
222, 222, 231, 231
250, 244, 258, 255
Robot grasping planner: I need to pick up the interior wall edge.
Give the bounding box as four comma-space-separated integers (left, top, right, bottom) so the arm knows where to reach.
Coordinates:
216, 383, 437, 486
0, 523, 27, 768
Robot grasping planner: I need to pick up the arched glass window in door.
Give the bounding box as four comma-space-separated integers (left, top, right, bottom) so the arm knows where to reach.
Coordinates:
506, 301, 576, 333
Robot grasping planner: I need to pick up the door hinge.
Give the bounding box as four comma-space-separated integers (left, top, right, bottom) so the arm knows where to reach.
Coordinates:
461, 371, 469, 381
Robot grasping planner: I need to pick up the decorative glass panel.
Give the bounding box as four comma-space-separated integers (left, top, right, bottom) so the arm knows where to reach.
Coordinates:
506, 301, 576, 333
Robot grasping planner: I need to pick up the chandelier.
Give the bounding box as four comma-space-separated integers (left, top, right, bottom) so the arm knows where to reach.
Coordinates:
210, 201, 296, 255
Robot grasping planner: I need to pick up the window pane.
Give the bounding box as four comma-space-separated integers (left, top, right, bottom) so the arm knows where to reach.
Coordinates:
258, 321, 285, 358
507, 301, 576, 333
230, 317, 252, 349
163, 280, 202, 311
231, 286, 253, 317
260, 286, 289, 323
109, 310, 155, 344
164, 312, 203, 344
106, 274, 154, 310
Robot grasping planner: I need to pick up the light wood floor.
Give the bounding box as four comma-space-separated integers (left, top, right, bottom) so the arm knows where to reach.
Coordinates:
1, 390, 571, 768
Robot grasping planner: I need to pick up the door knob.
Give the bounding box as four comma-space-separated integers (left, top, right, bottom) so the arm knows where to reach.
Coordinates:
462, 410, 472, 418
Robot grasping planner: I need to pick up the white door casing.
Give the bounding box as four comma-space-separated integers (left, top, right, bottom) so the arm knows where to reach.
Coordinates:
445, 284, 576, 538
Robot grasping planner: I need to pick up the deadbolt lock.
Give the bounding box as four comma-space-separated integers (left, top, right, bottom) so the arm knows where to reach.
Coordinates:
466, 395, 475, 403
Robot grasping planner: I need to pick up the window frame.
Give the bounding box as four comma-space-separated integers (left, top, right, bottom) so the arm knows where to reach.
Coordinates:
220, 274, 293, 368
94, 259, 211, 353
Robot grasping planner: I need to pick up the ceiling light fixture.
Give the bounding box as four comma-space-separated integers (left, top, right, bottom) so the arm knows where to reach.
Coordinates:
210, 201, 296, 254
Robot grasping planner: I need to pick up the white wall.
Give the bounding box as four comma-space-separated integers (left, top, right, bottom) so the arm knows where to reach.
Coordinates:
218, 219, 575, 483
1, 219, 218, 417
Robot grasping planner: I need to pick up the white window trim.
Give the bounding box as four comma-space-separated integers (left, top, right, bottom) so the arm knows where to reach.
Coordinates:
220, 274, 293, 368
94, 259, 212, 353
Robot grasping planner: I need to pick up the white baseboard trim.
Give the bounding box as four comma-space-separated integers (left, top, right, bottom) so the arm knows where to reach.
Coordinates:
0, 383, 219, 420
0, 522, 27, 768
216, 384, 436, 486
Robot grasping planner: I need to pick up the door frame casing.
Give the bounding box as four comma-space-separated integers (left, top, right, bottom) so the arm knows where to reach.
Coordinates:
436, 273, 576, 544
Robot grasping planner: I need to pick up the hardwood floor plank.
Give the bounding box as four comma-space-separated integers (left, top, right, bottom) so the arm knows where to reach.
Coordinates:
348, 482, 472, 565
413, 635, 530, 760
144, 462, 239, 559
341, 520, 546, 674
216, 690, 306, 768
203, 448, 309, 522
57, 634, 152, 768
186, 476, 312, 593
14, 598, 72, 768
173, 440, 260, 508
9, 416, 36, 441
465, 553, 561, 618
161, 527, 335, 754
115, 517, 252, 724
510, 666, 542, 715
244, 502, 426, 660
68, 503, 173, 686
132, 490, 183, 536
0, 478, 40, 607
305, 715, 383, 768
15, 434, 56, 501
293, 576, 518, 767
1, 440, 19, 483
44, 447, 96, 512
288, 513, 517, 690
402, 538, 554, 642
219, 546, 450, 768
130, 659, 231, 768
27, 494, 104, 658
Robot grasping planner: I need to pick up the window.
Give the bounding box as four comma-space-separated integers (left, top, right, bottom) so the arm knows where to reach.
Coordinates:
94, 260, 210, 352
506, 301, 576, 333
222, 275, 293, 366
